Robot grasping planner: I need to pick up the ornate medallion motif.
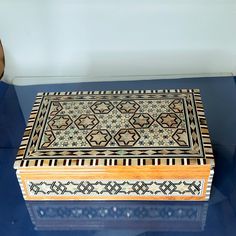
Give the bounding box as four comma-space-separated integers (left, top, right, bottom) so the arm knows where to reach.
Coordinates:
114, 129, 140, 146
75, 114, 99, 130
86, 129, 112, 147
48, 115, 72, 130
129, 113, 154, 129
117, 100, 140, 113
91, 101, 114, 114
157, 113, 181, 128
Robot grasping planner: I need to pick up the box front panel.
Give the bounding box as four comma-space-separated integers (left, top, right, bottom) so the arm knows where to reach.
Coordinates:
17, 167, 210, 201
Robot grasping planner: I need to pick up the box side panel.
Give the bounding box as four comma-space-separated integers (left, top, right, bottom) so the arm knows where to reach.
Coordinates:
16, 170, 26, 199
205, 169, 214, 200
18, 166, 212, 201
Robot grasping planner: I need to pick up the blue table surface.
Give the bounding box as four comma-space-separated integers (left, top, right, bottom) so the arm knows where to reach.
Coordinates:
0, 77, 235, 236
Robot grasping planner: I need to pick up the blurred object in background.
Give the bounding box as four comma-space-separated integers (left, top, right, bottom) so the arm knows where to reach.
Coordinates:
0, 40, 5, 79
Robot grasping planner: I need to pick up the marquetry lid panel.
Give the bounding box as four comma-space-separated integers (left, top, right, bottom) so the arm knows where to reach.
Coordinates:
14, 89, 214, 169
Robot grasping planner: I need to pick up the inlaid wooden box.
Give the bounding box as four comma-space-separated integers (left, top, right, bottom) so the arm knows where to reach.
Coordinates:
14, 89, 214, 201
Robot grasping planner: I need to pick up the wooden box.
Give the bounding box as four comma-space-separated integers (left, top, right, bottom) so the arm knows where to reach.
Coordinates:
14, 89, 214, 201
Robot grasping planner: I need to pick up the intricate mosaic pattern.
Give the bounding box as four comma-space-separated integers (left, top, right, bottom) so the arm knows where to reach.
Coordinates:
15, 89, 214, 168
28, 179, 203, 197
42, 98, 188, 149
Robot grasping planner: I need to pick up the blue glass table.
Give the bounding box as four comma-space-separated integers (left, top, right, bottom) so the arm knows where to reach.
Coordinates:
0, 76, 235, 235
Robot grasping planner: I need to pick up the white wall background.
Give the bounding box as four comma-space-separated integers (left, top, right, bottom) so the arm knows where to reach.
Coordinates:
0, 0, 236, 85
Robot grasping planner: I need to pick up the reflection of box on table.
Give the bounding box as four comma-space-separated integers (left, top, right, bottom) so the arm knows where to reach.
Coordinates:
26, 201, 208, 231
14, 89, 214, 201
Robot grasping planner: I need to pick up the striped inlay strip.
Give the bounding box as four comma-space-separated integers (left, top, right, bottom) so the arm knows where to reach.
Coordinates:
14, 157, 213, 168
205, 169, 214, 200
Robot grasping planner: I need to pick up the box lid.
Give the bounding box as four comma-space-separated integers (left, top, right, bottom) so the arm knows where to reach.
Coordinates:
14, 89, 214, 169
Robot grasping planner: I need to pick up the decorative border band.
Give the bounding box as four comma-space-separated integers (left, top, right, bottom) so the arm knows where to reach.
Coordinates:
27, 179, 204, 197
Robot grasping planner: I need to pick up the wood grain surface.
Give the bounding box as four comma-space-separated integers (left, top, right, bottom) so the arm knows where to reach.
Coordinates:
17, 164, 210, 201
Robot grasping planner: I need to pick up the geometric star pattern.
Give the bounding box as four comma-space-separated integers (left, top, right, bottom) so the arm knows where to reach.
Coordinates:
75, 114, 99, 130
41, 99, 189, 149
116, 100, 140, 113
157, 113, 182, 128
86, 129, 112, 147
114, 129, 140, 146
48, 115, 73, 130
91, 101, 114, 114
129, 113, 154, 129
